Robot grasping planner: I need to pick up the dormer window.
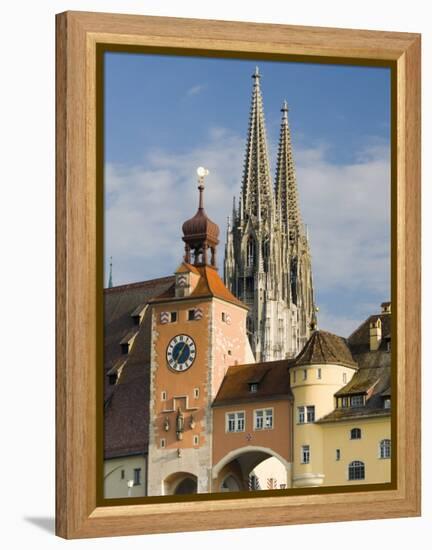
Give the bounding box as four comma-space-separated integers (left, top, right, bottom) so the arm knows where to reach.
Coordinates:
108, 374, 117, 385
249, 382, 259, 393
131, 303, 147, 326
121, 343, 129, 355
384, 398, 391, 409
351, 395, 365, 408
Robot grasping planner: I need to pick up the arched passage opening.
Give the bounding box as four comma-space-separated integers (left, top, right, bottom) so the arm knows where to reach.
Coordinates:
163, 472, 198, 496
212, 447, 291, 493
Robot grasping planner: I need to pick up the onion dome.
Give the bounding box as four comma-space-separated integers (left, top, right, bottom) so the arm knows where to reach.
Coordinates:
182, 169, 220, 268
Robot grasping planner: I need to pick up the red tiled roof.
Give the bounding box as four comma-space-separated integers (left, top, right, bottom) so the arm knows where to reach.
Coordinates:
151, 264, 247, 310
213, 360, 293, 406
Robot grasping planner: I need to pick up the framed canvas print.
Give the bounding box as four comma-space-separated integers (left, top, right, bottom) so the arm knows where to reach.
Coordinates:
56, 11, 421, 539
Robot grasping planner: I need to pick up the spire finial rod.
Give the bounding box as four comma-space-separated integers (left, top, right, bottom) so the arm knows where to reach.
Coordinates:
252, 66, 261, 85
108, 256, 113, 288
281, 99, 289, 118
196, 166, 209, 210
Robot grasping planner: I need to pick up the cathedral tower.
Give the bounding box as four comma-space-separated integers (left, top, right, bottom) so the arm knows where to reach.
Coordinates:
224, 68, 315, 361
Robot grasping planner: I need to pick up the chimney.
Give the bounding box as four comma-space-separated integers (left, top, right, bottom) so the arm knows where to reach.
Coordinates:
380, 301, 391, 314
369, 318, 382, 351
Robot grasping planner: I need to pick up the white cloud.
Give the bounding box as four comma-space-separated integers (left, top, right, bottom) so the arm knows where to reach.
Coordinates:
104, 128, 244, 284
185, 84, 206, 97
104, 131, 390, 337
296, 141, 390, 299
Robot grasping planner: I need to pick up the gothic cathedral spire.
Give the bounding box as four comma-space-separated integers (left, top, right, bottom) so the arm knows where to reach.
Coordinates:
224, 68, 315, 361
242, 67, 274, 224
275, 100, 302, 242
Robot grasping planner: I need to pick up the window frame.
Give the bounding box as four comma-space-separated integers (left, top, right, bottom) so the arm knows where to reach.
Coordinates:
348, 460, 365, 481
225, 410, 246, 433
133, 467, 142, 486
350, 427, 362, 440
306, 405, 315, 423
351, 395, 365, 408
379, 438, 391, 459
301, 444, 310, 464
254, 408, 274, 430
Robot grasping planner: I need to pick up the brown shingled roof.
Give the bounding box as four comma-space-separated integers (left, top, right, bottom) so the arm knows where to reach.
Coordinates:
213, 360, 293, 406
348, 313, 392, 355
316, 308, 392, 424
294, 330, 357, 368
151, 263, 247, 310
104, 276, 174, 458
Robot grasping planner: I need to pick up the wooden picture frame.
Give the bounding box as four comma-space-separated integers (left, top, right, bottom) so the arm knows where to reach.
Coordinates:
56, 11, 421, 539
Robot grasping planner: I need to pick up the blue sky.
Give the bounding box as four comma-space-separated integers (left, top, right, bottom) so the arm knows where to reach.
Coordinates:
104, 52, 391, 336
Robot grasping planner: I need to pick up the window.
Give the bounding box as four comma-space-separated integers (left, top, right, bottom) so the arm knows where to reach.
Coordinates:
226, 411, 245, 432
222, 312, 226, 322
160, 438, 166, 448
247, 238, 255, 267
343, 372, 347, 384
317, 368, 322, 379
193, 435, 199, 446
336, 449, 341, 461
384, 398, 391, 409
161, 390, 167, 401
341, 397, 349, 408
194, 388, 199, 399
351, 395, 365, 408
306, 406, 315, 422
120, 469, 125, 480
170, 311, 177, 322
133, 468, 141, 486
301, 445, 310, 464
188, 309, 195, 321
108, 374, 117, 385
350, 428, 362, 440
254, 409, 273, 430
303, 369, 307, 381
249, 383, 258, 393
121, 343, 129, 355
348, 461, 365, 480
379, 439, 391, 459
298, 406, 305, 424
298, 406, 315, 423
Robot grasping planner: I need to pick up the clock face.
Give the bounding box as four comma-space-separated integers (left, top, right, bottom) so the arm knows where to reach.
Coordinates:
166, 334, 196, 372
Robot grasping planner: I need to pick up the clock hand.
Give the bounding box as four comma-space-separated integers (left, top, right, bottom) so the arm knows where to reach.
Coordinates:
173, 342, 188, 368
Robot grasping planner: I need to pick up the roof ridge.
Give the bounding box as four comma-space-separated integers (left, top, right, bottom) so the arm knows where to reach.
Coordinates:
104, 275, 175, 293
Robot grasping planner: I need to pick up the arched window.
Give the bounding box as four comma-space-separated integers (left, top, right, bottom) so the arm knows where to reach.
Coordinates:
247, 237, 255, 267
350, 428, 361, 440
348, 461, 365, 480
379, 439, 391, 459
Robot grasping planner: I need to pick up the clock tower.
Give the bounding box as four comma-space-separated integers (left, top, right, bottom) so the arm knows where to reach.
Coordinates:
147, 169, 253, 496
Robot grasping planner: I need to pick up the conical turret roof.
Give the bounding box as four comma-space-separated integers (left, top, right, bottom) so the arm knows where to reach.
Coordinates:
295, 330, 357, 368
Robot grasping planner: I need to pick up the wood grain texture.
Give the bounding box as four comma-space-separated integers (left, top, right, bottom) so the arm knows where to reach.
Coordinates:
55, 11, 421, 539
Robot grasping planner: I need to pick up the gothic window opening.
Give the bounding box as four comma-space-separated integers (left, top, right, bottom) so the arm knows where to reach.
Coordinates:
263, 238, 270, 272
290, 257, 298, 305
246, 237, 255, 267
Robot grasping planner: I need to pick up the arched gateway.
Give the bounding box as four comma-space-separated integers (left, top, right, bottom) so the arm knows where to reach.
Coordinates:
163, 472, 198, 495
212, 446, 292, 492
